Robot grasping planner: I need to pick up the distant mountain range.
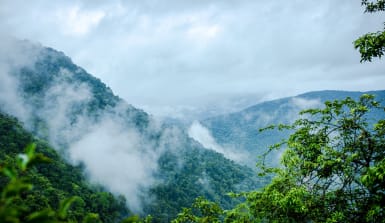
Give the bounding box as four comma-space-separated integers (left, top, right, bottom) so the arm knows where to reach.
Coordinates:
201, 90, 385, 166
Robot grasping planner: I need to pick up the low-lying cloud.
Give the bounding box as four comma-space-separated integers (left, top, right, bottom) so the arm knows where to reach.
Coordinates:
188, 121, 247, 162
0, 37, 41, 125
69, 118, 158, 212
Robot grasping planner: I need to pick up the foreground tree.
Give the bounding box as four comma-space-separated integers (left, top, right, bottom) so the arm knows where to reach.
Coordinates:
0, 144, 101, 223
173, 2, 385, 222
173, 94, 385, 223
354, 0, 385, 62
243, 94, 385, 222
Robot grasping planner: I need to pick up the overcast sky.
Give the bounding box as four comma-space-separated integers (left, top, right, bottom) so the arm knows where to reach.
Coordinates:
1, 0, 384, 119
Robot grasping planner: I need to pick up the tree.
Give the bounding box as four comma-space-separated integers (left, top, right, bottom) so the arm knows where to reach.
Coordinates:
354, 0, 385, 62
241, 94, 385, 222
172, 94, 385, 223
0, 143, 149, 223
0, 143, 94, 223
171, 197, 223, 223
172, 2, 385, 222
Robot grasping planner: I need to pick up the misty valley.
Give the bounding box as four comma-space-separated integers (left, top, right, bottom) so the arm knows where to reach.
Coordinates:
1, 26, 385, 223
0, 36, 385, 222
0, 38, 267, 222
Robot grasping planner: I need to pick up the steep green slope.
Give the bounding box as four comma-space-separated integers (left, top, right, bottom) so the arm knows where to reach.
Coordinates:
146, 140, 267, 222
1, 39, 262, 222
0, 111, 129, 222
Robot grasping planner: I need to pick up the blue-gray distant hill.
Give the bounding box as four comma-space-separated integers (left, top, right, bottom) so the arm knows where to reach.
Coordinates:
202, 90, 385, 166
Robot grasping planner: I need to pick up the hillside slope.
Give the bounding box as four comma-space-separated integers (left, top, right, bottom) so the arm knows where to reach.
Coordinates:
0, 111, 129, 222
0, 38, 262, 222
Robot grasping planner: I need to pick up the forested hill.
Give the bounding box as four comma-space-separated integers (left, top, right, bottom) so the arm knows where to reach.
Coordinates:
202, 90, 385, 166
0, 111, 129, 222
0, 38, 263, 222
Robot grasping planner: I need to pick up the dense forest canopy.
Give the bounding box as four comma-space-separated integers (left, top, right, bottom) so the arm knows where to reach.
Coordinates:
0, 112, 129, 223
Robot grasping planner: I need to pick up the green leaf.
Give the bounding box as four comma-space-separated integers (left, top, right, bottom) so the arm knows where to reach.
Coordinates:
58, 196, 80, 220
26, 209, 56, 223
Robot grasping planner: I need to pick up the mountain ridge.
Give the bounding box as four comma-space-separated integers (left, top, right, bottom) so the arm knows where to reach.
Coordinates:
201, 89, 385, 166
0, 38, 262, 222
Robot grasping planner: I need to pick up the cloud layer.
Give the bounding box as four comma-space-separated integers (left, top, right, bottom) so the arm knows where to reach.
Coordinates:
188, 121, 247, 162
1, 0, 384, 119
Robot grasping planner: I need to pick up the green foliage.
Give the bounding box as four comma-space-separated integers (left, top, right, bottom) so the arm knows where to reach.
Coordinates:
146, 148, 264, 222
0, 112, 130, 222
354, 30, 385, 62
362, 0, 385, 12
171, 197, 223, 223
245, 94, 385, 222
354, 0, 385, 62
0, 145, 138, 223
120, 215, 152, 223
0, 143, 83, 223
172, 94, 385, 223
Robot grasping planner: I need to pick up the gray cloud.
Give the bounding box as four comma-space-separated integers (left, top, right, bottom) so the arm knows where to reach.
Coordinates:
188, 121, 248, 162
0, 36, 42, 125
1, 0, 384, 120
69, 117, 159, 213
